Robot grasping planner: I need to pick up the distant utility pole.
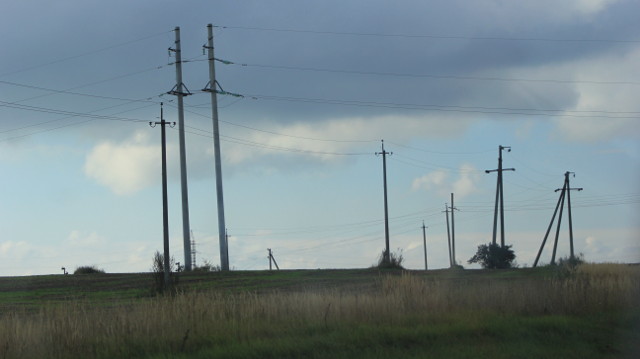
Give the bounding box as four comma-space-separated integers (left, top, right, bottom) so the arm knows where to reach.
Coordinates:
444, 204, 453, 267
533, 172, 583, 267
168, 26, 193, 271
375, 140, 393, 264
422, 221, 428, 270
450, 193, 459, 266
485, 145, 515, 247
202, 24, 229, 271
150, 103, 176, 288
268, 248, 280, 271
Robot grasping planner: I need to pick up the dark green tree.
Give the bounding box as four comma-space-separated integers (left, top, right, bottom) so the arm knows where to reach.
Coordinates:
468, 243, 516, 269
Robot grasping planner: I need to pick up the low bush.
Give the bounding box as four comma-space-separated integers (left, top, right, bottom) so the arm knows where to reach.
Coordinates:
73, 266, 105, 275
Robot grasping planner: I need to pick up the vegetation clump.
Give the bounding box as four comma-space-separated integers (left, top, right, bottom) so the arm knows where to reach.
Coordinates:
468, 242, 516, 269
73, 266, 105, 275
192, 260, 221, 272
375, 249, 404, 269
151, 251, 179, 293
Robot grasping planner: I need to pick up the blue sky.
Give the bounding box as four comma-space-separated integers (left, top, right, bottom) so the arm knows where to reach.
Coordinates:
1, 0, 638, 275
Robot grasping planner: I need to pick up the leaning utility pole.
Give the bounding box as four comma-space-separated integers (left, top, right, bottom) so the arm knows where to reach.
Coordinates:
375, 140, 392, 264
202, 24, 229, 271
533, 172, 583, 267
150, 103, 176, 288
444, 204, 453, 267
168, 26, 193, 271
485, 145, 515, 247
268, 248, 280, 271
421, 221, 428, 270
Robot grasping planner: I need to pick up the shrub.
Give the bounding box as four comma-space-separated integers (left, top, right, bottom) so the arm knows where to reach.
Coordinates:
193, 260, 221, 272
151, 251, 178, 294
73, 266, 105, 275
468, 243, 516, 269
375, 249, 404, 269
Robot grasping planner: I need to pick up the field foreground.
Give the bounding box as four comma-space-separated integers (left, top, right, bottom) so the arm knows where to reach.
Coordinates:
0, 264, 639, 358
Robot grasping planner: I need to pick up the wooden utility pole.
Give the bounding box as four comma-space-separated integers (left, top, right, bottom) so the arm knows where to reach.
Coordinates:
485, 145, 515, 247
150, 103, 176, 288
375, 140, 392, 264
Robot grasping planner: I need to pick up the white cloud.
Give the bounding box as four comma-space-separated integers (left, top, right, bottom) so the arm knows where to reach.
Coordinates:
84, 131, 166, 195
412, 170, 448, 192
412, 164, 481, 200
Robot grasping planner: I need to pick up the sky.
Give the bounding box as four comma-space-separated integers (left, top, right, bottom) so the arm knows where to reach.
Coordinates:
0, 0, 638, 276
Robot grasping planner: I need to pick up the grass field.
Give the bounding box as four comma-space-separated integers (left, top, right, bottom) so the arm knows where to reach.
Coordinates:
0, 264, 638, 358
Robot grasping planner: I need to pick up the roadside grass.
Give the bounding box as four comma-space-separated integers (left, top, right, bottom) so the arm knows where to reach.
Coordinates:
0, 263, 638, 358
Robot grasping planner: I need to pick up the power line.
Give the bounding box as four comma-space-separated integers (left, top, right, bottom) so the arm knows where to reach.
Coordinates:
0, 30, 171, 78
246, 94, 640, 119
236, 62, 640, 86
0, 79, 160, 103
213, 25, 640, 43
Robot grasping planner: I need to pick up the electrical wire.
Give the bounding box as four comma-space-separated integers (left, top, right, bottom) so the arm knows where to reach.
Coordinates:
214, 25, 640, 43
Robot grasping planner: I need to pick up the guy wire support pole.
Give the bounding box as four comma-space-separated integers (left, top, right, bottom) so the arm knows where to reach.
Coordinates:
168, 26, 193, 271
485, 145, 515, 247
150, 103, 176, 288
375, 140, 392, 264
533, 182, 565, 267
422, 221, 428, 270
551, 181, 567, 265
444, 204, 453, 267
203, 24, 229, 271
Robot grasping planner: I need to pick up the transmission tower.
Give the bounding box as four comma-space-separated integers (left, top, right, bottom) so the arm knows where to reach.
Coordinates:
202, 24, 229, 271
167, 26, 193, 271
190, 230, 196, 268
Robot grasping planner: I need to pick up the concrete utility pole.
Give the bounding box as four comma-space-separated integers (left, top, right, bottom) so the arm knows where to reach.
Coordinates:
450, 193, 458, 266
485, 145, 515, 247
168, 26, 193, 271
375, 140, 393, 264
533, 172, 583, 267
203, 24, 229, 271
150, 103, 176, 288
422, 221, 428, 270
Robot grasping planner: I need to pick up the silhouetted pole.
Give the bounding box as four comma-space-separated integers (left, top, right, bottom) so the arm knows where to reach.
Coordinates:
485, 145, 515, 247
375, 140, 392, 264
422, 221, 428, 270
551, 185, 567, 265
203, 24, 229, 271
150, 103, 176, 288
168, 26, 193, 271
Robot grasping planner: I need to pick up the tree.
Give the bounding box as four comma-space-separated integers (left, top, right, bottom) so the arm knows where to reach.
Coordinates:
468, 242, 516, 269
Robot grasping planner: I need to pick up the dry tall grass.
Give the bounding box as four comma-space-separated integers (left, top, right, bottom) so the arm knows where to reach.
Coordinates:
1, 264, 638, 358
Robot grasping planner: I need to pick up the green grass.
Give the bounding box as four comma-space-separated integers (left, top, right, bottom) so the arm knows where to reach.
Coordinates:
0, 265, 638, 358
